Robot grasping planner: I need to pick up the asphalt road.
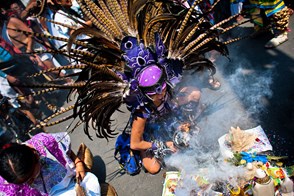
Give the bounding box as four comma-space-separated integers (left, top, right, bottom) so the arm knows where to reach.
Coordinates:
46, 15, 294, 196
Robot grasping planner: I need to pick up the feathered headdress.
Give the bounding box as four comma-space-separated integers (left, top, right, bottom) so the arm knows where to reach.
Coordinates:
10, 0, 250, 140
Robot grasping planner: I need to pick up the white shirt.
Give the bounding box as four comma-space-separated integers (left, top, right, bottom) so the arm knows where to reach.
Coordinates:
47, 9, 88, 49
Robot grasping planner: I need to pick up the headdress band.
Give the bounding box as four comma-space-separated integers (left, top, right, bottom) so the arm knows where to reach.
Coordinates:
137, 65, 167, 95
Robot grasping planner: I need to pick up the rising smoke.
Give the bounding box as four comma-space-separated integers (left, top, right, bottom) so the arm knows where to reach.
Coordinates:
164, 53, 274, 194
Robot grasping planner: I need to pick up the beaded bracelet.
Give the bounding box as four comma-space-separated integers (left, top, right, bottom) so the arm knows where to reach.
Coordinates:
151, 142, 157, 151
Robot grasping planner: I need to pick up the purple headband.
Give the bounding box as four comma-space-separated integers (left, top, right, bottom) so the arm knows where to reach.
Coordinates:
137, 65, 167, 95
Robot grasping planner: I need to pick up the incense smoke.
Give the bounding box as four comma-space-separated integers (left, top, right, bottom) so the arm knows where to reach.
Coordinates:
164, 53, 274, 194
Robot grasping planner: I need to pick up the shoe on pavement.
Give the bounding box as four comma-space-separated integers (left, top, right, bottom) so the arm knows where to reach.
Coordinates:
265, 33, 288, 49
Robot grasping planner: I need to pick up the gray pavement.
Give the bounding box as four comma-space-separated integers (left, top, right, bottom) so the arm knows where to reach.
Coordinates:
46, 16, 294, 196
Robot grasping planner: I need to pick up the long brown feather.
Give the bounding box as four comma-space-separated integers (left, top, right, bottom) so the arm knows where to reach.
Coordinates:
98, 0, 123, 37
183, 18, 205, 43
220, 19, 251, 34
84, 0, 120, 37
223, 36, 251, 45
76, 0, 114, 39
128, 0, 148, 34
211, 14, 240, 30
143, 14, 177, 46
27, 64, 87, 77
14, 82, 86, 89
17, 88, 58, 99
67, 27, 119, 53
120, 0, 129, 25
6, 27, 87, 47
37, 15, 78, 31
174, 0, 203, 45
107, 0, 130, 34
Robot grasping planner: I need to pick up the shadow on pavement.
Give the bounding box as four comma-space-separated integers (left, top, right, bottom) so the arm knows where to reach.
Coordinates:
92, 155, 107, 183
223, 20, 294, 164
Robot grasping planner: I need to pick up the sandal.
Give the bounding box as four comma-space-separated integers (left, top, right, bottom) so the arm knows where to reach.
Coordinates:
264, 33, 288, 49
208, 77, 221, 90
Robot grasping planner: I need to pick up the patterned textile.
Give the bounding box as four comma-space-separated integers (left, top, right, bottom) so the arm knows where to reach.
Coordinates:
131, 92, 189, 142
249, 4, 290, 34
249, 0, 285, 16
270, 6, 290, 33
250, 7, 265, 26
26, 132, 72, 167
26, 132, 75, 195
0, 132, 74, 195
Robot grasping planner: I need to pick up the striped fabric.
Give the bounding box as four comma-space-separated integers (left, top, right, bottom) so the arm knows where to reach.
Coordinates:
230, 0, 286, 16
249, 0, 285, 16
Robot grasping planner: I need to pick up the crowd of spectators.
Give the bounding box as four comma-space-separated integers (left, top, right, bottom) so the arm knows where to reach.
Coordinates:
0, 3, 113, 194
0, 0, 90, 143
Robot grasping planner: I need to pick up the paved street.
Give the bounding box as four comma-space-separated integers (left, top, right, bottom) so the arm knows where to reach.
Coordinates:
47, 16, 294, 196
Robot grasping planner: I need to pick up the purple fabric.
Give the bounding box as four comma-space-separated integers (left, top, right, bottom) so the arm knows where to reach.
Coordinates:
137, 65, 162, 87
121, 35, 184, 114
121, 36, 155, 78
0, 180, 44, 196
26, 133, 67, 167
0, 133, 72, 196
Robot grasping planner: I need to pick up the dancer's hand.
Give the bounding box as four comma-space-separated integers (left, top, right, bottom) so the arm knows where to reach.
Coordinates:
178, 122, 191, 132
165, 141, 177, 152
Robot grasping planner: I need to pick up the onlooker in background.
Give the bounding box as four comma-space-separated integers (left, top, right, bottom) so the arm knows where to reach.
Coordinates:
9, 2, 25, 19
246, 0, 291, 48
9, 1, 59, 61
230, 0, 245, 23
10, 1, 41, 29
0, 70, 38, 126
45, 0, 91, 49
8, 1, 38, 21
0, 132, 101, 195
0, 33, 49, 84
32, 0, 92, 74
0, 70, 22, 109
1, 9, 62, 77
0, 36, 45, 127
